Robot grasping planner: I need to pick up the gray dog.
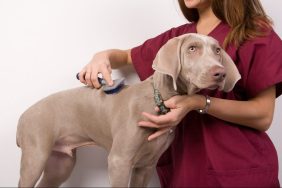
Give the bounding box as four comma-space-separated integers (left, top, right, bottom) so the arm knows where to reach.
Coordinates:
17, 33, 241, 187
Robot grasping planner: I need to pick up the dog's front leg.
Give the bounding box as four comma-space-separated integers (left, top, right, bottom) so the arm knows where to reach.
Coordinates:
130, 165, 155, 187
108, 153, 133, 187
107, 133, 144, 187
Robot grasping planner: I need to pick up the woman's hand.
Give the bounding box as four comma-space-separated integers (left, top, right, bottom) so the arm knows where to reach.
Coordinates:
79, 49, 131, 88
138, 95, 204, 141
79, 51, 113, 88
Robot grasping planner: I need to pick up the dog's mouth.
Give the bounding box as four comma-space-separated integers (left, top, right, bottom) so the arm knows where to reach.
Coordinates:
207, 85, 219, 90
208, 81, 225, 90
185, 76, 225, 94
195, 80, 225, 91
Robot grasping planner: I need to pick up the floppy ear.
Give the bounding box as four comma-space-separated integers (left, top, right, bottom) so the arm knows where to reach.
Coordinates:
221, 49, 241, 92
152, 37, 183, 90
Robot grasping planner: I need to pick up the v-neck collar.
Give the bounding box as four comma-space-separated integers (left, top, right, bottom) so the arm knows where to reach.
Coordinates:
191, 21, 224, 37
189, 21, 231, 48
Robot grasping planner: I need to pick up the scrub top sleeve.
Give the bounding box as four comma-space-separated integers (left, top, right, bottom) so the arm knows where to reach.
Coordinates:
131, 24, 193, 80
131, 28, 175, 80
240, 30, 282, 98
130, 35, 167, 81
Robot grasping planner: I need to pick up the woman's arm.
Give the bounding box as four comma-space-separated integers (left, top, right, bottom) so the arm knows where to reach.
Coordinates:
139, 86, 276, 140
207, 86, 276, 131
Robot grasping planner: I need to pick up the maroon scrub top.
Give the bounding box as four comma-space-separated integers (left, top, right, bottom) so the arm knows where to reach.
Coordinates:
131, 22, 282, 187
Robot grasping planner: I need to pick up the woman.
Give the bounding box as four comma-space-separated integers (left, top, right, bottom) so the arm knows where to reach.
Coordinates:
79, 0, 282, 187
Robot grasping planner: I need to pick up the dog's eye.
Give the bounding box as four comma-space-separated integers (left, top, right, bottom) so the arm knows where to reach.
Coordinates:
188, 46, 197, 52
216, 48, 221, 55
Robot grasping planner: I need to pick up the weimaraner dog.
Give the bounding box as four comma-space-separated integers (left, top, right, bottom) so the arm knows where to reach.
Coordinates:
17, 33, 241, 187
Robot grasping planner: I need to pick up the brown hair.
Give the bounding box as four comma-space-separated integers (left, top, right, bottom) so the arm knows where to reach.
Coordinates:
178, 0, 273, 48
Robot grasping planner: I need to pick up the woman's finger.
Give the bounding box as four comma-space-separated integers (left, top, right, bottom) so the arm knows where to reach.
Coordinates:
90, 70, 101, 88
138, 120, 168, 129
163, 98, 177, 109
154, 106, 160, 112
100, 66, 113, 86
138, 121, 158, 128
85, 71, 93, 87
141, 112, 174, 125
148, 127, 172, 141
79, 69, 87, 84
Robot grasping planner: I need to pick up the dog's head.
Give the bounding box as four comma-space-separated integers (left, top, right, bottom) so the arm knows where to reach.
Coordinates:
152, 33, 241, 94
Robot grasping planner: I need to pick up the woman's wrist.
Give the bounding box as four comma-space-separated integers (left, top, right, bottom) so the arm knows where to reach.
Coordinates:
107, 49, 130, 68
189, 94, 207, 111
197, 95, 211, 114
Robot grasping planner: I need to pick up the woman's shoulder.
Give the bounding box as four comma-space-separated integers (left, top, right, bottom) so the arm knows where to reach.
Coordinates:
167, 22, 196, 38
240, 29, 282, 50
236, 29, 282, 65
173, 22, 196, 32
235, 29, 282, 98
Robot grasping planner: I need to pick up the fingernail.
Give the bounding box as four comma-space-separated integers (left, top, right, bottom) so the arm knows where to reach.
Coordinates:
138, 123, 145, 126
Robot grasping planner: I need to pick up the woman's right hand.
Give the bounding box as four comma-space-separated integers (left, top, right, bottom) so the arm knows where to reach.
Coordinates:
78, 51, 114, 88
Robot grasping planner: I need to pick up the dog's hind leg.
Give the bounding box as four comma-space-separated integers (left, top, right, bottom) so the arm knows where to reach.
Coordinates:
130, 165, 155, 187
18, 146, 51, 187
37, 149, 77, 187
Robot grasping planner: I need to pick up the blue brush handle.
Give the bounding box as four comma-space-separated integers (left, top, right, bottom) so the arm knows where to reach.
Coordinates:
76, 73, 105, 85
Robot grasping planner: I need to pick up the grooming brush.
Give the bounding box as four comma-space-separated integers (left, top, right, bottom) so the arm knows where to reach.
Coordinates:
76, 73, 125, 94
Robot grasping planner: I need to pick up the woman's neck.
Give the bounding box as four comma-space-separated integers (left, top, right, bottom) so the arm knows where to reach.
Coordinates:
196, 6, 221, 35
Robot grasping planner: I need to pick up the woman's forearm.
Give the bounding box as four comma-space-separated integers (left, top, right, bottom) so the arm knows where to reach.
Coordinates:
192, 86, 276, 131
105, 49, 132, 69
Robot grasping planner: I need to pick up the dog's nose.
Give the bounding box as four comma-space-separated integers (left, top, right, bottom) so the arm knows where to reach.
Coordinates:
211, 66, 226, 82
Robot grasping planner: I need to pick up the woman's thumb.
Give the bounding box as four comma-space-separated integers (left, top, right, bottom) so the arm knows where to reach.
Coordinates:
164, 98, 176, 109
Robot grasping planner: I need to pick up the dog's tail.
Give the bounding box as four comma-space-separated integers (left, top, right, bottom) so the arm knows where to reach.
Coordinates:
16, 129, 20, 147
16, 115, 24, 148
16, 124, 21, 148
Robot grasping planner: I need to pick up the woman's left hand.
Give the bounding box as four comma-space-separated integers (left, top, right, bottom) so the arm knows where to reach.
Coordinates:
138, 95, 202, 141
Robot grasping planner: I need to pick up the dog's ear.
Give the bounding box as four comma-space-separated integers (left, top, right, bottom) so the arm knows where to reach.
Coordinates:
221, 49, 241, 92
152, 37, 183, 90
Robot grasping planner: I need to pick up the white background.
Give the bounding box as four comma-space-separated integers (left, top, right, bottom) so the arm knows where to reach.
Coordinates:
0, 0, 281, 187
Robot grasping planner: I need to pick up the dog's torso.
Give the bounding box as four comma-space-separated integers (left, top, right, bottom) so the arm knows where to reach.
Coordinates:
17, 77, 174, 166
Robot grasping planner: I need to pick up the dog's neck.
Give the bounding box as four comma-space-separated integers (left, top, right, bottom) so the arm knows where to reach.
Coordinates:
177, 74, 200, 95
151, 72, 179, 100
151, 72, 200, 99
